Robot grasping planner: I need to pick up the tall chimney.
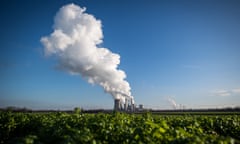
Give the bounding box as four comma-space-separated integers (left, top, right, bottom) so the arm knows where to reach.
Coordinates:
124, 98, 128, 111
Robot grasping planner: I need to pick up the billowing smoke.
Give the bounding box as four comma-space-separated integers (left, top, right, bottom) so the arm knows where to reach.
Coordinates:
41, 4, 133, 103
167, 97, 178, 109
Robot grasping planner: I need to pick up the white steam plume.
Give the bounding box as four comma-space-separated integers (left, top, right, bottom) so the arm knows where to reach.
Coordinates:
41, 4, 133, 103
167, 97, 178, 109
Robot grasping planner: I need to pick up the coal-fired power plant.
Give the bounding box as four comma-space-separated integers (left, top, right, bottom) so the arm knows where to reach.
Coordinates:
114, 98, 135, 111
41, 3, 136, 111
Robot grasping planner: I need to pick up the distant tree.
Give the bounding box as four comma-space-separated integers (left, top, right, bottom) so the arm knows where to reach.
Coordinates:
6, 106, 16, 112
74, 107, 81, 114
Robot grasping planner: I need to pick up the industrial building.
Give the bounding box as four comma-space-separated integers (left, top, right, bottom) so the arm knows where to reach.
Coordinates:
114, 98, 137, 112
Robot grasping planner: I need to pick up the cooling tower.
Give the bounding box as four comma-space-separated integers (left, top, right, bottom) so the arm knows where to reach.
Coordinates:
114, 99, 121, 111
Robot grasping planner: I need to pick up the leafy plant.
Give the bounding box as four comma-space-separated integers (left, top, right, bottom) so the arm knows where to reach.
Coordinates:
0, 112, 239, 144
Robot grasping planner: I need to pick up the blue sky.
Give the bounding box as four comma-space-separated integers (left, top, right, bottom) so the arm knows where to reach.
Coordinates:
1, 0, 240, 110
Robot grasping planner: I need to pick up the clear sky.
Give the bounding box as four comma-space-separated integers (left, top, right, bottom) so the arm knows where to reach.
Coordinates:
1, 0, 240, 110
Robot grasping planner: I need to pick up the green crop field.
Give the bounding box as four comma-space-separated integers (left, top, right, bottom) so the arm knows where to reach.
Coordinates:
0, 112, 239, 144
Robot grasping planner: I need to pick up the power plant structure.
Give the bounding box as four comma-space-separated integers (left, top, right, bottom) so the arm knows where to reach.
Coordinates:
114, 98, 135, 112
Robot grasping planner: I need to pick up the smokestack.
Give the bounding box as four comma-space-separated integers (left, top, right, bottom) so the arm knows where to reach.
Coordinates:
139, 104, 143, 110
124, 98, 128, 111
130, 98, 135, 111
132, 103, 135, 112
114, 99, 121, 111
